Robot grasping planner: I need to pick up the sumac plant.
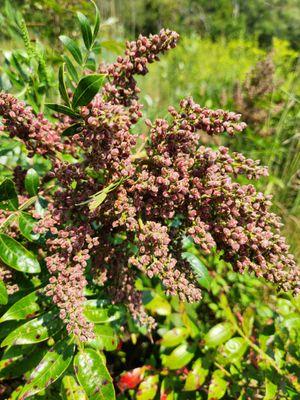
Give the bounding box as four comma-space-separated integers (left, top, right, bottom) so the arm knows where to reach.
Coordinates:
0, 4, 299, 400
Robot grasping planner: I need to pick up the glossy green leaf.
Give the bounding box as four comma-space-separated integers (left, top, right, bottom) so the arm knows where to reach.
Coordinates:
160, 327, 189, 348
64, 55, 79, 82
60, 35, 83, 65
25, 168, 40, 196
0, 290, 40, 322
77, 12, 93, 50
72, 74, 105, 108
18, 212, 40, 241
59, 63, 71, 106
83, 300, 123, 323
162, 343, 195, 370
220, 337, 248, 363
0, 179, 18, 210
1, 311, 60, 346
74, 348, 115, 400
242, 307, 254, 336
0, 280, 8, 305
46, 103, 81, 118
264, 377, 278, 400
62, 123, 83, 137
144, 292, 171, 316
184, 359, 209, 391
208, 370, 227, 400
204, 322, 234, 348
88, 325, 118, 351
92, 1, 100, 39
137, 375, 159, 400
182, 252, 212, 289
19, 338, 75, 398
62, 374, 87, 400
0, 233, 40, 273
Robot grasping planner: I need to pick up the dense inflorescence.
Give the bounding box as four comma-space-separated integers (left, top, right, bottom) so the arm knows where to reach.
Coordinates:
1, 29, 299, 341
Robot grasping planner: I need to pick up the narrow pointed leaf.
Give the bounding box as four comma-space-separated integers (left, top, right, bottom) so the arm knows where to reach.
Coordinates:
182, 252, 212, 289
0, 234, 40, 273
74, 348, 115, 400
46, 103, 81, 118
72, 74, 105, 108
60, 35, 83, 65
77, 12, 93, 50
59, 63, 71, 106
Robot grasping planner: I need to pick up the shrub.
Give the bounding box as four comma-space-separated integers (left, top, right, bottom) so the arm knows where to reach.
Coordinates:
0, 5, 299, 399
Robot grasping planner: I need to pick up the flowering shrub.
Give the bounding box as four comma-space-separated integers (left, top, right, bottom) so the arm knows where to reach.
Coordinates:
0, 5, 299, 399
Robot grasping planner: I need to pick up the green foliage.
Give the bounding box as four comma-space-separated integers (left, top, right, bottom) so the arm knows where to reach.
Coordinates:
0, 2, 299, 399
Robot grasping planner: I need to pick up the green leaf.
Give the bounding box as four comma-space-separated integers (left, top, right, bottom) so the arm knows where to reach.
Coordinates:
92, 1, 101, 39
182, 252, 212, 289
62, 123, 83, 137
72, 74, 105, 108
77, 12, 93, 50
46, 103, 81, 118
74, 348, 115, 400
208, 370, 227, 400
0, 290, 40, 322
242, 307, 254, 336
88, 325, 118, 351
184, 359, 209, 391
62, 374, 87, 400
137, 375, 159, 400
0, 179, 18, 210
0, 233, 40, 273
162, 343, 195, 370
204, 322, 234, 348
24, 168, 40, 196
59, 63, 71, 106
83, 300, 123, 324
220, 337, 248, 363
19, 338, 75, 398
0, 281, 8, 305
160, 327, 189, 348
18, 212, 40, 241
60, 35, 83, 65
143, 292, 171, 316
1, 311, 60, 346
264, 377, 278, 400
64, 55, 79, 82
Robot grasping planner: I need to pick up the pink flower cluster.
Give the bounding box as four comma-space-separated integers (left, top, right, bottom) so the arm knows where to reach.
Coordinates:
2, 29, 299, 340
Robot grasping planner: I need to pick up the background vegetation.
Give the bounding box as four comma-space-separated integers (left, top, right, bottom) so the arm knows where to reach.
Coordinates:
0, 0, 299, 399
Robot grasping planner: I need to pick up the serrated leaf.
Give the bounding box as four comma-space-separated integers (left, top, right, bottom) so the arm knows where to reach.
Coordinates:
0, 234, 40, 273
162, 343, 195, 370
208, 370, 227, 400
18, 212, 40, 241
182, 252, 212, 289
77, 12, 93, 50
74, 348, 115, 400
1, 311, 60, 347
204, 322, 234, 348
0, 179, 18, 210
46, 103, 81, 118
0, 290, 40, 322
160, 327, 189, 348
137, 375, 159, 400
18, 338, 75, 399
0, 280, 8, 305
24, 168, 39, 196
62, 374, 87, 400
60, 35, 83, 65
88, 325, 118, 351
59, 63, 71, 106
72, 74, 105, 108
